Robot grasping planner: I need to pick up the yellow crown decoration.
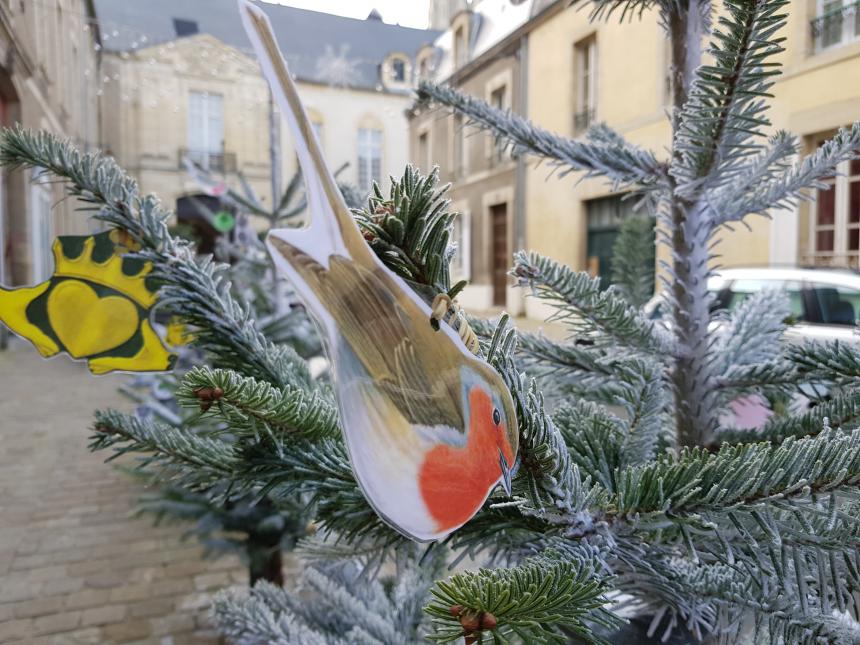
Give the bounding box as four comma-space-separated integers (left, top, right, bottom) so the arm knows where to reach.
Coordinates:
53, 234, 156, 308
0, 230, 176, 374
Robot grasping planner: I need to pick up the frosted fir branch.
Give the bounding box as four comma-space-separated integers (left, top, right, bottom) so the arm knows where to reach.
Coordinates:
569, 0, 712, 33
512, 251, 675, 356
554, 401, 625, 492
570, 0, 660, 22
425, 548, 621, 644
610, 215, 656, 309
417, 82, 667, 191
671, 0, 789, 198
176, 367, 340, 441
614, 428, 860, 520
614, 359, 667, 465
716, 392, 860, 445
713, 359, 799, 394
236, 436, 403, 548
352, 165, 458, 296
89, 409, 239, 475
212, 585, 344, 645
706, 129, 797, 221
788, 338, 860, 385
713, 122, 860, 224
0, 126, 173, 251
485, 318, 605, 515
710, 288, 790, 379
214, 552, 439, 645
0, 127, 295, 388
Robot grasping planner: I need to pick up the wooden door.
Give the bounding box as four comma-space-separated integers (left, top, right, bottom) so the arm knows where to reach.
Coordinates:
490, 203, 508, 307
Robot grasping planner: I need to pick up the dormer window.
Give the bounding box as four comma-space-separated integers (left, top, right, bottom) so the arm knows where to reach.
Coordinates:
454, 26, 466, 67
383, 54, 410, 88
392, 59, 405, 82
450, 10, 472, 70
416, 45, 436, 82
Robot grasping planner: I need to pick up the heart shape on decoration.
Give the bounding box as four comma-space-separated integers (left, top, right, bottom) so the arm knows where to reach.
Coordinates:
47, 280, 139, 358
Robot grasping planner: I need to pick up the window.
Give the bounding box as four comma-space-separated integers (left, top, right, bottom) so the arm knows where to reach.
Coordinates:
358, 128, 382, 192
417, 131, 430, 171
454, 26, 467, 68
809, 283, 860, 326
811, 0, 860, 52
574, 36, 597, 132
453, 114, 467, 177
392, 59, 406, 82
187, 91, 224, 171
727, 280, 806, 320
586, 195, 642, 290
810, 153, 860, 266
30, 169, 53, 283
489, 86, 507, 163
173, 18, 199, 37
450, 210, 471, 280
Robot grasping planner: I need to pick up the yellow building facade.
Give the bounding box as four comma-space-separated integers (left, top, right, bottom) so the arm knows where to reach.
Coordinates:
523, 0, 860, 318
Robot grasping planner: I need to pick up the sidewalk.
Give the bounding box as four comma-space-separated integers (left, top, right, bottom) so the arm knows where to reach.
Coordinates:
0, 340, 244, 644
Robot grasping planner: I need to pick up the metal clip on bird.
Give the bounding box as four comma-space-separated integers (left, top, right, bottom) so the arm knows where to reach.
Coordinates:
429, 293, 481, 356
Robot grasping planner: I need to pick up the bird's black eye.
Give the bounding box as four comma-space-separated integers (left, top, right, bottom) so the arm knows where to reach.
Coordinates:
493, 408, 501, 426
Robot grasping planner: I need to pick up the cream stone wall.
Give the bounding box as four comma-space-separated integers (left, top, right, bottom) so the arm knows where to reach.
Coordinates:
279, 82, 414, 197
0, 0, 101, 285
101, 35, 271, 214
523, 0, 860, 319
101, 34, 416, 225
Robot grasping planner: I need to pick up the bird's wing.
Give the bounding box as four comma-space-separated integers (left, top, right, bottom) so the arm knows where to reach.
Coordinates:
270, 238, 464, 431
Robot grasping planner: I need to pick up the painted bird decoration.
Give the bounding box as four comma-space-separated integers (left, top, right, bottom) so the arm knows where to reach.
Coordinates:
239, 0, 519, 542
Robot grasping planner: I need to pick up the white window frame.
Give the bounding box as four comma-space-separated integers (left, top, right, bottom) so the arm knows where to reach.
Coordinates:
814, 0, 860, 52
810, 158, 860, 265
358, 127, 383, 193
417, 126, 431, 172
484, 70, 512, 163
452, 113, 468, 178
0, 168, 5, 287
574, 36, 597, 131
30, 169, 54, 283
187, 90, 224, 170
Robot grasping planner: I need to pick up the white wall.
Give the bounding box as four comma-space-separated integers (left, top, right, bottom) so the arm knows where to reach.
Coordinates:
281, 83, 413, 196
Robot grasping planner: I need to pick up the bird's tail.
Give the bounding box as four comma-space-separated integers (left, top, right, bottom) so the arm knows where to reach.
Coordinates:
238, 0, 370, 266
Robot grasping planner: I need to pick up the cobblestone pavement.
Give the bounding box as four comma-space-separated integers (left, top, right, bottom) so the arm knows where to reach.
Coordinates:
0, 340, 246, 644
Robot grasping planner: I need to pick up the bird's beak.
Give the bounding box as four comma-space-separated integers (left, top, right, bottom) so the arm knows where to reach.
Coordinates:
498, 450, 513, 496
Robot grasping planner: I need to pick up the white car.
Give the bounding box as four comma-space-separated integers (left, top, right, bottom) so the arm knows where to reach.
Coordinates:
645, 267, 860, 343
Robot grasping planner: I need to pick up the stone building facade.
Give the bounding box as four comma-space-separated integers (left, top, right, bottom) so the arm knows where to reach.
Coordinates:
0, 0, 101, 286
413, 0, 860, 319
93, 0, 439, 238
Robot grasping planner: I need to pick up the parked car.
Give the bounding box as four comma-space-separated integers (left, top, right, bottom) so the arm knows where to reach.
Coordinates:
645, 267, 860, 343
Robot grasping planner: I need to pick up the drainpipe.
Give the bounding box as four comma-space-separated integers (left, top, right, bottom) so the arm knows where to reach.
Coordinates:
513, 35, 528, 315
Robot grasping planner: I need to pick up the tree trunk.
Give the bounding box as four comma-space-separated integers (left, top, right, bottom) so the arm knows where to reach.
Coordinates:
248, 533, 284, 587
667, 0, 715, 448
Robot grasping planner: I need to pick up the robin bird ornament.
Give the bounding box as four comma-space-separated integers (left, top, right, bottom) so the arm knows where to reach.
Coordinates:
238, 0, 519, 542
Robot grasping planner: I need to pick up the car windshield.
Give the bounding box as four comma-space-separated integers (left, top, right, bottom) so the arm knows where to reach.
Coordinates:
648, 276, 860, 327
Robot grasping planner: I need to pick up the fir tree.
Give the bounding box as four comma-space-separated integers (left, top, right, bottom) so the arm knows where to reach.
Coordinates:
2, 1, 860, 643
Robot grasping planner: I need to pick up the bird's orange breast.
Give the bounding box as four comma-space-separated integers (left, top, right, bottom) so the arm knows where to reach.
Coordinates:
418, 387, 501, 532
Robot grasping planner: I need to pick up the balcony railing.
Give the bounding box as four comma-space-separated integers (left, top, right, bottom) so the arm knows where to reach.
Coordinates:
574, 108, 596, 133
180, 149, 237, 173
811, 1, 860, 52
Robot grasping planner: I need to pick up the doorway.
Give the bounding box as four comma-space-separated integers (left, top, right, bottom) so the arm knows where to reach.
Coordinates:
490, 202, 508, 307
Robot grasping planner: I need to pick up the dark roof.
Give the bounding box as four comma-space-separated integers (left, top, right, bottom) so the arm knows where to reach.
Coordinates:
92, 0, 440, 90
